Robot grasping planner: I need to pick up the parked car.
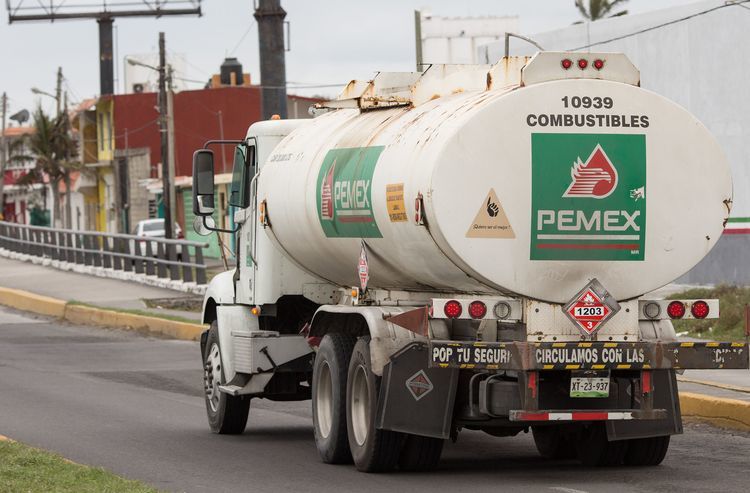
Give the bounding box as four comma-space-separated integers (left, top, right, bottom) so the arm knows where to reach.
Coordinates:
131, 219, 184, 259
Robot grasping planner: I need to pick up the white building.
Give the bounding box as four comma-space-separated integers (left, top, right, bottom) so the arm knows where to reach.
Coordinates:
417, 11, 519, 67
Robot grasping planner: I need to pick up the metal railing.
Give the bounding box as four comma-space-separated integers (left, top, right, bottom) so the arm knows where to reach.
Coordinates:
0, 221, 210, 285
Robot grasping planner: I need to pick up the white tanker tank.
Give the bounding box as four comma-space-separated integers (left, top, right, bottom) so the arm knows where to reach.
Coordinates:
259, 52, 732, 304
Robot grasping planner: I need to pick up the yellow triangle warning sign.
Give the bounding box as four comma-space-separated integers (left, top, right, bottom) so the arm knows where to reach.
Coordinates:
466, 188, 515, 239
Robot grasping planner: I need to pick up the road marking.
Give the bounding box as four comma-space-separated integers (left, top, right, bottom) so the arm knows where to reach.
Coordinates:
550, 487, 590, 493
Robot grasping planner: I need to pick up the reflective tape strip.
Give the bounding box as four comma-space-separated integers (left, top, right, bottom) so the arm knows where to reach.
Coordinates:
511, 411, 635, 422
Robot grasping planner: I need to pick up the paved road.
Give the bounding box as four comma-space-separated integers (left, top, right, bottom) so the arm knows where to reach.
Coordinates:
1, 306, 748, 493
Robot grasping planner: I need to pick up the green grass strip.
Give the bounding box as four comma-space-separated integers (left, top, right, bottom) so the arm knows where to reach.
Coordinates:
0, 439, 159, 493
67, 300, 200, 325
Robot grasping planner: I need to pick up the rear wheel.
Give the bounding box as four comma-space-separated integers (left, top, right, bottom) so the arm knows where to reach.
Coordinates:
312, 333, 356, 464
398, 435, 444, 471
624, 435, 670, 466
203, 322, 250, 434
576, 423, 628, 467
532, 425, 576, 460
347, 337, 404, 472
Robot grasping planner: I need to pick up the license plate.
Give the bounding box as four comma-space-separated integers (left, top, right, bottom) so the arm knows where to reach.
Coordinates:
570, 377, 610, 398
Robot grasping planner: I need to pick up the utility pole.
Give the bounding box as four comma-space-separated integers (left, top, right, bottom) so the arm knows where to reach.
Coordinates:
55, 67, 63, 116
254, 0, 288, 119
414, 10, 423, 72
158, 32, 173, 240
98, 17, 115, 95
217, 110, 226, 172
166, 65, 177, 235
0, 93, 7, 220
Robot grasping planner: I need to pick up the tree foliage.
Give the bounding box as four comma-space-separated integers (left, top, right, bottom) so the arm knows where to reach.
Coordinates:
11, 107, 78, 227
575, 0, 629, 21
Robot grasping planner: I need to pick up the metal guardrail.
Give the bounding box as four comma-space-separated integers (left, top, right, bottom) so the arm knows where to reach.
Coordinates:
0, 221, 210, 285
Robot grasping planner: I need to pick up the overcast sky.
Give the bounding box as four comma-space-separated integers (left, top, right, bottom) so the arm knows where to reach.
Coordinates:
1, 0, 691, 120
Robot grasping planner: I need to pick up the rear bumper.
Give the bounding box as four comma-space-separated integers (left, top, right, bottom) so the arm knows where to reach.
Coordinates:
509, 409, 667, 422
429, 340, 749, 371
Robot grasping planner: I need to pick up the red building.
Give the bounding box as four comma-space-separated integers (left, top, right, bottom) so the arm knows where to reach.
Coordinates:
112, 86, 264, 177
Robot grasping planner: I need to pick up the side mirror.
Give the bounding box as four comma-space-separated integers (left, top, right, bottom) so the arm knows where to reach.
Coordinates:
192, 149, 215, 216
193, 216, 216, 236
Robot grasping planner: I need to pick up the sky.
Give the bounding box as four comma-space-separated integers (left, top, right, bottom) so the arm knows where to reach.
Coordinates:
0, 0, 692, 121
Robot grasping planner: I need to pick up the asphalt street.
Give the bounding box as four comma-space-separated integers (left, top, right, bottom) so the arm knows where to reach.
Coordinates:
1, 305, 748, 493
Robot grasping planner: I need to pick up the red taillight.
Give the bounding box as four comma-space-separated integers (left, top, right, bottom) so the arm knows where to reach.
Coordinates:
444, 300, 462, 319
577, 58, 588, 70
691, 300, 710, 319
468, 301, 487, 319
561, 58, 573, 70
667, 301, 686, 319
593, 59, 605, 70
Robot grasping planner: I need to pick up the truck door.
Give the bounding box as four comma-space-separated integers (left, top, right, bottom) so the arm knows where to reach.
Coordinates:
228, 138, 257, 304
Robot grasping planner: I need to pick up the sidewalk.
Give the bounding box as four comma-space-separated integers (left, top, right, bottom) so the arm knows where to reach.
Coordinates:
0, 256, 202, 322
679, 369, 750, 403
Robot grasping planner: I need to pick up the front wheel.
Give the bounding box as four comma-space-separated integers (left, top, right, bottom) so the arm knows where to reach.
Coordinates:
203, 322, 250, 434
347, 337, 404, 472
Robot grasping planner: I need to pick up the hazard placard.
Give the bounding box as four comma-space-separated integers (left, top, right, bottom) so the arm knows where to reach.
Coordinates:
358, 242, 369, 292
563, 279, 620, 338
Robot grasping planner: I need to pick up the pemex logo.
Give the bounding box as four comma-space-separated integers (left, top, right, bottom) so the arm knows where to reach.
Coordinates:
530, 133, 647, 262
316, 146, 384, 238
563, 144, 618, 199
320, 158, 336, 221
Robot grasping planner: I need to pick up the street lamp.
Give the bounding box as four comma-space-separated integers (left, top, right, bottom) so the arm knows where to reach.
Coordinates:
124, 44, 174, 240
31, 86, 61, 116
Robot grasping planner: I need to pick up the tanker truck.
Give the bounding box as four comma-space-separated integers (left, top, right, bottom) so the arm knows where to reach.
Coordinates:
191, 52, 748, 472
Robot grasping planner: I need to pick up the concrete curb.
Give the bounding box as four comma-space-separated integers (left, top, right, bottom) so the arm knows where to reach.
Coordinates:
680, 392, 750, 432
0, 286, 205, 341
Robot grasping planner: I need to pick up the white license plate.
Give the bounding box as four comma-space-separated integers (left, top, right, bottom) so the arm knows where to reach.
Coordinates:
570, 377, 610, 398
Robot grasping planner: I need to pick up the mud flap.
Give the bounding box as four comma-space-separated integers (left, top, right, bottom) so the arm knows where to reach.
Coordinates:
606, 369, 682, 440
376, 343, 458, 439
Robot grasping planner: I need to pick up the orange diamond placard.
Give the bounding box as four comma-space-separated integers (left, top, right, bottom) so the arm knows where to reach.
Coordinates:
563, 279, 620, 338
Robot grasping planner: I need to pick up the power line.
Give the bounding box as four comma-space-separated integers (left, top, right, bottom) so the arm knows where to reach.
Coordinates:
229, 20, 256, 56
570, 0, 750, 51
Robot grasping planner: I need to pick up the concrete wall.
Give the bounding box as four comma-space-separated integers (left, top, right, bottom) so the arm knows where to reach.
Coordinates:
114, 148, 151, 234
480, 0, 750, 285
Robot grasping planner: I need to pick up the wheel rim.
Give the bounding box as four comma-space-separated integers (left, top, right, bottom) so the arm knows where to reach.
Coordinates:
204, 343, 223, 413
350, 363, 370, 446
315, 361, 334, 438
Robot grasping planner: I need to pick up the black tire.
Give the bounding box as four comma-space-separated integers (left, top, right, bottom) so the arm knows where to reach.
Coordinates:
398, 435, 444, 471
312, 333, 356, 464
576, 424, 628, 467
203, 322, 250, 434
624, 435, 670, 466
532, 425, 576, 460
347, 337, 404, 472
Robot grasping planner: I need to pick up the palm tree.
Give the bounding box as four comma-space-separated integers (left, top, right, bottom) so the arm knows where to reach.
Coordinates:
575, 0, 629, 21
11, 107, 78, 228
